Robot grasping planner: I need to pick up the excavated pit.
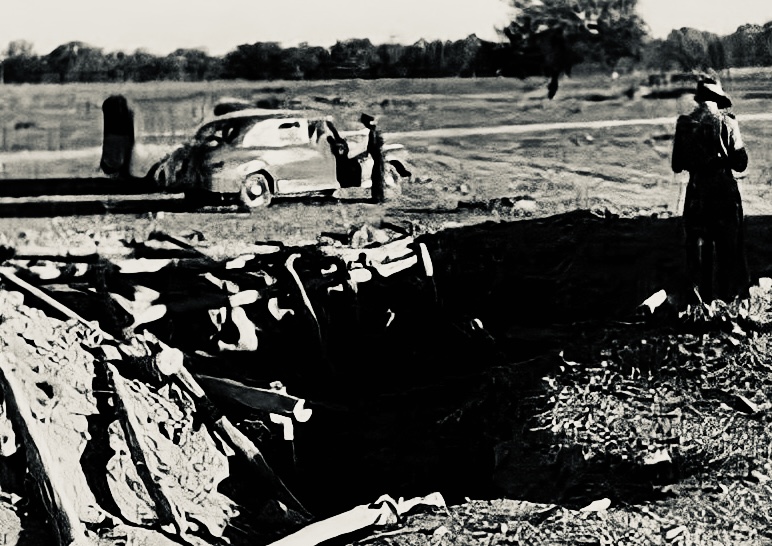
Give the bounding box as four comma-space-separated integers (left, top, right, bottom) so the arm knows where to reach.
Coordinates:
6, 209, 772, 537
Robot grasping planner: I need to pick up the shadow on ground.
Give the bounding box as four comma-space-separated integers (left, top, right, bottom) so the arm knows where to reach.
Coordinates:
29, 210, 772, 517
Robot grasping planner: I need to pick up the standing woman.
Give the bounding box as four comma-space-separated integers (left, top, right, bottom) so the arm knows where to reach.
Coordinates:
672, 76, 750, 303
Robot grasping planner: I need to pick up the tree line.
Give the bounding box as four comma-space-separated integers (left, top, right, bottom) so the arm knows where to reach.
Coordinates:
0, 36, 552, 83
644, 23, 772, 72
3, 0, 772, 85
0, 34, 647, 84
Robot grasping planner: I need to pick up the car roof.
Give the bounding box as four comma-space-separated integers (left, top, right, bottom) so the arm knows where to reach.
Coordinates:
210, 108, 308, 123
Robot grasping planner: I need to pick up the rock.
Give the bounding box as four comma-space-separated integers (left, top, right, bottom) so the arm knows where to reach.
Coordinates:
513, 199, 538, 214
640, 289, 668, 313
349, 224, 395, 248
643, 448, 672, 466
0, 501, 21, 546
579, 498, 611, 512
433, 524, 450, 538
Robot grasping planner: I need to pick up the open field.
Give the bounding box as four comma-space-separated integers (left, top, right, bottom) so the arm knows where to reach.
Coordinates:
4, 72, 772, 545
3, 71, 772, 230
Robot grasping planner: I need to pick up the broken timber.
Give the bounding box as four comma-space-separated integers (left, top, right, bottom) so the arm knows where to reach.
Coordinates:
0, 282, 311, 545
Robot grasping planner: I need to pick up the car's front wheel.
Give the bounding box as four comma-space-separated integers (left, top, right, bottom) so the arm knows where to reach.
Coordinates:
239, 172, 273, 209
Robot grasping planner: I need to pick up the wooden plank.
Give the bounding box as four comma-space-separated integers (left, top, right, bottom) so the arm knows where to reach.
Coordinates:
0, 364, 87, 546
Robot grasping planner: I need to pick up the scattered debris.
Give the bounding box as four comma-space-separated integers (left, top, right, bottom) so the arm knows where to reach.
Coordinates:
267, 493, 446, 546
0, 288, 311, 545
640, 289, 668, 314
579, 498, 611, 512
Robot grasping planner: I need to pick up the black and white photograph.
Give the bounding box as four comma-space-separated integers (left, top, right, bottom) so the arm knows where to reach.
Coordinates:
2, 0, 772, 544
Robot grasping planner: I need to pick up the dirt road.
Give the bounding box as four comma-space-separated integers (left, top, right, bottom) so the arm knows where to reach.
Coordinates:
387, 112, 772, 140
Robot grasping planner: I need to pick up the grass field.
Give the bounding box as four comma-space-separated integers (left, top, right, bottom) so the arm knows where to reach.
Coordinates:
2, 71, 772, 222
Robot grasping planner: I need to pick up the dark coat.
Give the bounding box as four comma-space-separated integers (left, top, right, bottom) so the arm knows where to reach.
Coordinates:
672, 102, 750, 301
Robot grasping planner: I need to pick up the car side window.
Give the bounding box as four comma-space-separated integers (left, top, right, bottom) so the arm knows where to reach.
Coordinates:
241, 119, 310, 148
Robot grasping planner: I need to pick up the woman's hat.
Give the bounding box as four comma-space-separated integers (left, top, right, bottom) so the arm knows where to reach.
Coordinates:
695, 77, 732, 109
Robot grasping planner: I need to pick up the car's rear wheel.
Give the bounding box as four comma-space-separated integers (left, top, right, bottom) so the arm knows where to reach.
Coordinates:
239, 172, 273, 209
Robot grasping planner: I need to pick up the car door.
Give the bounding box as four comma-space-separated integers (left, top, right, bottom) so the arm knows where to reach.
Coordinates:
241, 118, 337, 194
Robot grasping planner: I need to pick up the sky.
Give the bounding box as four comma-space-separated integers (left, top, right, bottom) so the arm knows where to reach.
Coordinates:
2, 0, 772, 57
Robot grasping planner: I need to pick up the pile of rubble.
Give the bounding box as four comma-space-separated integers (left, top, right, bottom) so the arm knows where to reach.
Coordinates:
0, 287, 317, 545
0, 222, 429, 363
0, 222, 449, 546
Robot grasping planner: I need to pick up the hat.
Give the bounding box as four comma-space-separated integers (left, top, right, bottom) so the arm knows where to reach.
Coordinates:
694, 77, 732, 109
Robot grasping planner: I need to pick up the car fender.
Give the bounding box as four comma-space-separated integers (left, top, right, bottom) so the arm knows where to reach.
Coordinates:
205, 158, 271, 194
236, 159, 269, 177
153, 147, 189, 191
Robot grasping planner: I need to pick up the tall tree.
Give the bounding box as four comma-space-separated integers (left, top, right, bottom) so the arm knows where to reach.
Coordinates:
502, 0, 646, 98
660, 28, 726, 71
46, 42, 108, 82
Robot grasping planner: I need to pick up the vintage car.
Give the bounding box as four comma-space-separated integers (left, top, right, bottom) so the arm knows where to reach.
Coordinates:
146, 108, 411, 208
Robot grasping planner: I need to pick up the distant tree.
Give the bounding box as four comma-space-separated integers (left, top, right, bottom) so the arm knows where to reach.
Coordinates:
276, 47, 305, 80
370, 44, 403, 77
640, 38, 667, 71
301, 45, 333, 79
660, 28, 726, 71
444, 35, 483, 77
595, 3, 647, 69
329, 38, 378, 78
278, 45, 333, 80
103, 51, 125, 81
401, 40, 430, 77
46, 41, 109, 82
706, 37, 728, 69
7, 40, 35, 58
122, 49, 160, 82
168, 48, 221, 80
502, 0, 647, 97
3, 40, 44, 83
724, 23, 772, 67
763, 23, 772, 65
662, 28, 708, 71
223, 42, 282, 79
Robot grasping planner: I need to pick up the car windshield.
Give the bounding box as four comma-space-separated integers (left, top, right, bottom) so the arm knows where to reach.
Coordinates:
193, 118, 259, 146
